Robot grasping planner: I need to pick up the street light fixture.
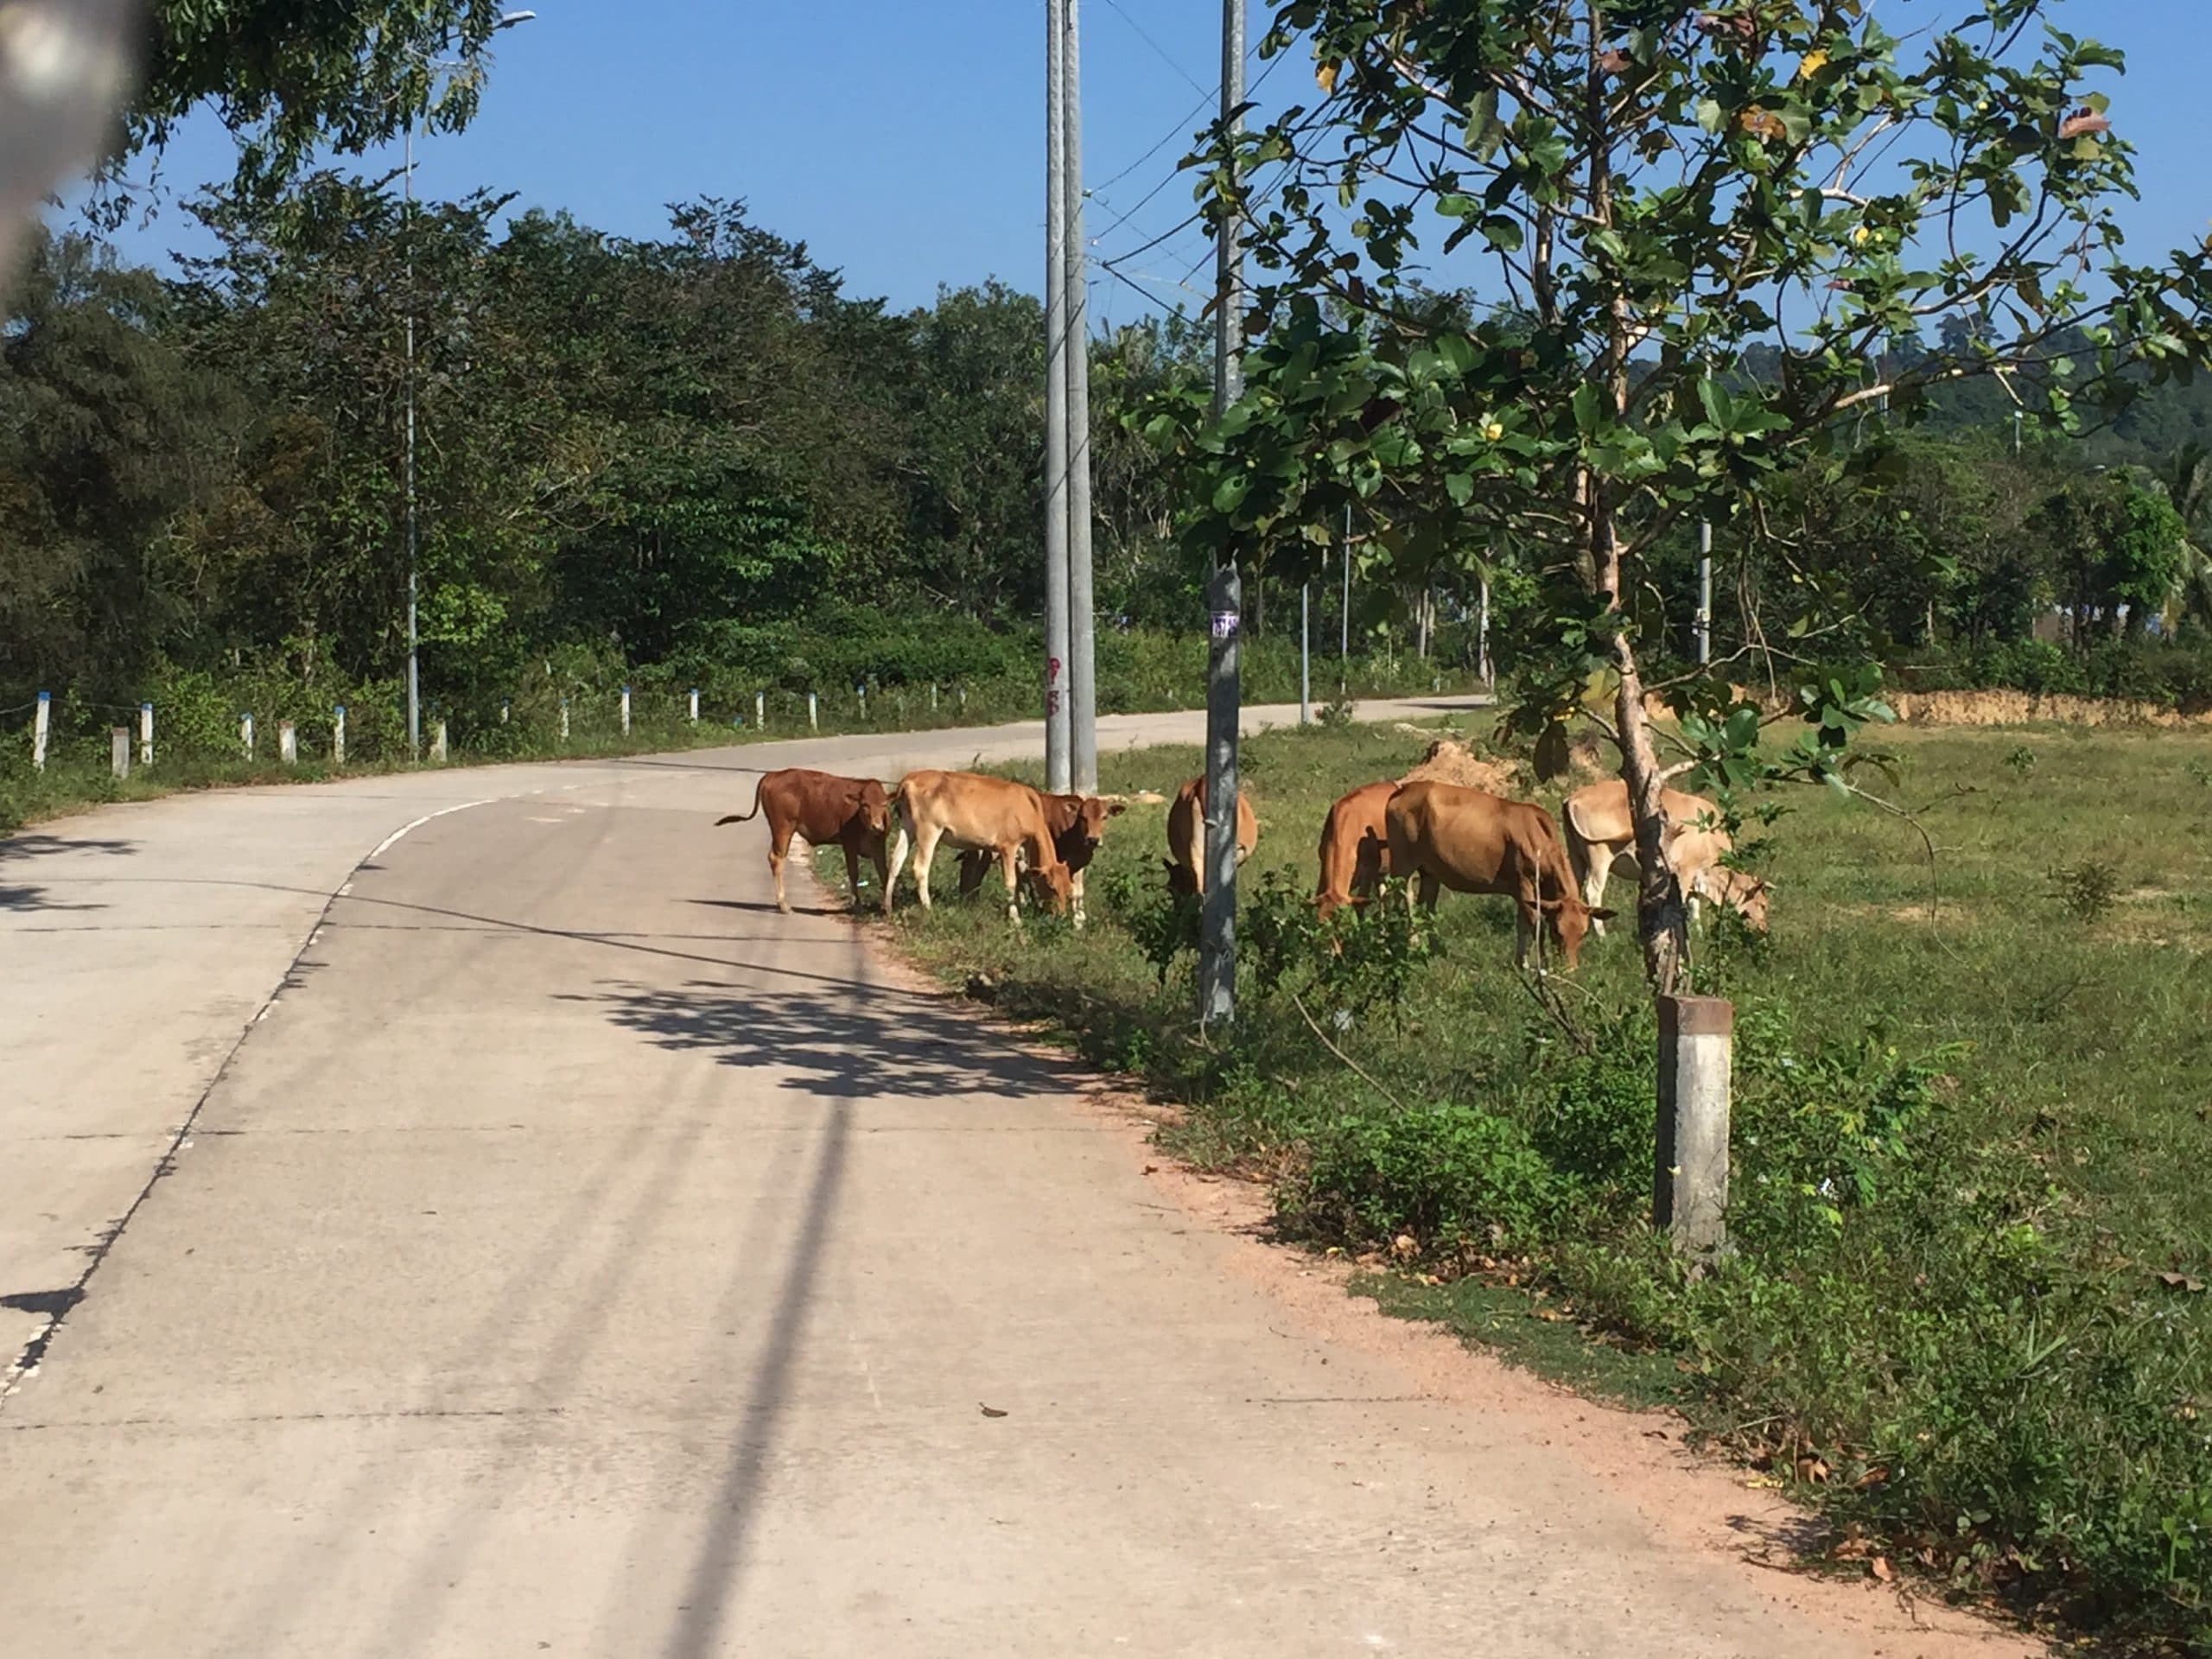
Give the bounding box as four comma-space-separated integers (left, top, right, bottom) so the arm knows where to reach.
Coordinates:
404, 7, 534, 760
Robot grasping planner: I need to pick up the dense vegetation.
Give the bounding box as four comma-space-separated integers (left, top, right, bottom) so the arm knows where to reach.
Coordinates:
861, 715, 2212, 1651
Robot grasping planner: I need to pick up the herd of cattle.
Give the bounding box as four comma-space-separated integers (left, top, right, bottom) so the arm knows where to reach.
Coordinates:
715, 757, 1770, 970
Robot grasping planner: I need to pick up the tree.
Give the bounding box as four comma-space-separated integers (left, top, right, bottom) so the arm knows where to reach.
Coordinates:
117, 2, 518, 207
1152, 0, 2212, 992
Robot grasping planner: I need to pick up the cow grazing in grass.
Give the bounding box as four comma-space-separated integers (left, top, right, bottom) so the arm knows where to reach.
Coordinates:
1314, 779, 1400, 919
1562, 778, 1770, 937
1384, 780, 1611, 971
957, 791, 1125, 926
887, 770, 1072, 921
716, 767, 891, 914
1165, 773, 1257, 899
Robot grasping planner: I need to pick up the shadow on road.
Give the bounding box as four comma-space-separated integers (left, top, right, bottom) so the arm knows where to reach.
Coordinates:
0, 833, 132, 913
575, 976, 1073, 1103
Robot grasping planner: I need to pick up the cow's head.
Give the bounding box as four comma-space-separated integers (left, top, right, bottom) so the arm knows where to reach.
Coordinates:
1542, 893, 1616, 971
850, 782, 893, 842
1030, 857, 1074, 914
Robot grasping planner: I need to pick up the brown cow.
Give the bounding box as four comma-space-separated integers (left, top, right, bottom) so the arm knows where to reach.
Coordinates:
1384, 780, 1612, 971
1561, 778, 1770, 937
1165, 773, 1257, 899
715, 767, 890, 914
1314, 779, 1399, 918
886, 770, 1073, 921
957, 792, 1126, 925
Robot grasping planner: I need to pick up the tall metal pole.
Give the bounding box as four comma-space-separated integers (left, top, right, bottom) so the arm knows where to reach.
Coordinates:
1340, 505, 1351, 684
1696, 518, 1713, 666
1198, 0, 1245, 1027
1300, 583, 1311, 724
1065, 0, 1097, 795
1042, 0, 1072, 791
404, 118, 421, 761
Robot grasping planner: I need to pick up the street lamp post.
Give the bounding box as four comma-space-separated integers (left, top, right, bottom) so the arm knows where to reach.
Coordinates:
404, 9, 534, 760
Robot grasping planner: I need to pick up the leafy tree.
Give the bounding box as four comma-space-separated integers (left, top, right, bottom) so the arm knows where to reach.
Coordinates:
1152, 0, 2212, 991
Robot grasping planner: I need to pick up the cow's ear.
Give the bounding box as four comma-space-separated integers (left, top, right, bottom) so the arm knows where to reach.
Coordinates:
1588, 906, 1618, 922
1108, 801, 1128, 817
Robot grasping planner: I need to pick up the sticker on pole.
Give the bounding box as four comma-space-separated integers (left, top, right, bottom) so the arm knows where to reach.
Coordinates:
1210, 610, 1241, 641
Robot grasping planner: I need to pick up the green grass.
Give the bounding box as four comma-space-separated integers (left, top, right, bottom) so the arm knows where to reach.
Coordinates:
837, 714, 2212, 1653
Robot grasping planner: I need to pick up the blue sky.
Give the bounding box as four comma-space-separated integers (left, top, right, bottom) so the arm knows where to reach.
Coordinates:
90, 0, 2212, 323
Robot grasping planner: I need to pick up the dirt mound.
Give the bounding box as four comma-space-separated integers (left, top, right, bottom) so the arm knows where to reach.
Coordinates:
1890, 690, 2212, 729
1398, 737, 1522, 796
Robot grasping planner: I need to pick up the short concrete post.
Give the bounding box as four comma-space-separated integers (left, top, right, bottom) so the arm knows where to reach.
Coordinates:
957, 684, 967, 711
930, 682, 939, 713
754, 690, 766, 730
333, 706, 346, 767
559, 698, 570, 741
31, 690, 49, 771
500, 700, 511, 726
138, 702, 154, 766
1656, 995, 1732, 1254
110, 726, 130, 780
430, 719, 448, 763
239, 713, 255, 760
856, 683, 867, 721
688, 687, 699, 722
807, 691, 818, 732
620, 685, 632, 735
278, 720, 298, 766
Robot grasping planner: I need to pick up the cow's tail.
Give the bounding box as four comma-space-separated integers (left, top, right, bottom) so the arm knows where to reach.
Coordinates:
714, 775, 767, 827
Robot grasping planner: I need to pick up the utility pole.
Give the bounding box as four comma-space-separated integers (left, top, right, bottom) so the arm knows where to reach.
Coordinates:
404, 116, 421, 761
1198, 0, 1245, 1027
1340, 505, 1351, 685
1043, 0, 1072, 791
1696, 518, 1713, 666
1065, 0, 1097, 794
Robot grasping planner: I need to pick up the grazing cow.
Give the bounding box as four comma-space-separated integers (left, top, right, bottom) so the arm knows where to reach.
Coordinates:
715, 767, 890, 914
1561, 778, 1770, 937
887, 770, 1073, 920
957, 792, 1126, 925
1384, 780, 1612, 971
1165, 773, 1257, 899
1315, 779, 1400, 918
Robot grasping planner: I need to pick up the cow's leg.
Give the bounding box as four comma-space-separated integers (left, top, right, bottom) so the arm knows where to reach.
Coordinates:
1071, 867, 1086, 930
1580, 842, 1614, 938
842, 842, 865, 908
997, 842, 1021, 923
769, 824, 795, 914
1415, 872, 1441, 912
1515, 859, 1548, 974
911, 824, 944, 912
884, 823, 912, 915
957, 848, 991, 898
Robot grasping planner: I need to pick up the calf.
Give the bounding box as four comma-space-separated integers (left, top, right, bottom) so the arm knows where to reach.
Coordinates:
1165, 773, 1257, 899
715, 767, 890, 914
887, 770, 1072, 921
957, 791, 1125, 926
1384, 780, 1611, 971
1562, 778, 1770, 936
1314, 779, 1399, 918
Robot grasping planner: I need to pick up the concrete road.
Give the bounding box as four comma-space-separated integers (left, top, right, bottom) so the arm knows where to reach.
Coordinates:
0, 698, 1952, 1656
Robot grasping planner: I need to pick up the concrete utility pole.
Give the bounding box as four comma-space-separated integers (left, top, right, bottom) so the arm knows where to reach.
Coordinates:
1696, 518, 1713, 665
1198, 0, 1246, 1027
1043, 0, 1073, 791
1065, 0, 1098, 794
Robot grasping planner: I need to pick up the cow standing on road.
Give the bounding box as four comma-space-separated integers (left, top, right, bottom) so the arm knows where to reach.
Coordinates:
716, 767, 891, 914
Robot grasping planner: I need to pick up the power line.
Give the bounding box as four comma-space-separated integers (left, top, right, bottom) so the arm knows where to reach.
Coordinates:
1098, 0, 1211, 98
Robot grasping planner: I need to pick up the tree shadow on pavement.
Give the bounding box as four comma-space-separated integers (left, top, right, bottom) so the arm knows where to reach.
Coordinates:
0, 833, 133, 912
574, 976, 1078, 1103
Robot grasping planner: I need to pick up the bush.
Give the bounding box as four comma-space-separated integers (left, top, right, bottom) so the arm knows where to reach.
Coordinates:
1286, 1101, 1563, 1259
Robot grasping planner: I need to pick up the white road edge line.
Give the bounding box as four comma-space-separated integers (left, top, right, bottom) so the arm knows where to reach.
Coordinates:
367, 798, 496, 861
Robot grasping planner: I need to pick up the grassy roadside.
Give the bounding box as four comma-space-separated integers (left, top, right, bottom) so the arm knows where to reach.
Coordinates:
834, 714, 2212, 1654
